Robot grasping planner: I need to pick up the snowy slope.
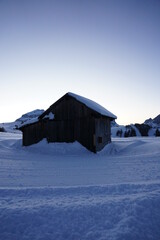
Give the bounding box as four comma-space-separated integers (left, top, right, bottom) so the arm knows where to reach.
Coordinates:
0, 132, 160, 239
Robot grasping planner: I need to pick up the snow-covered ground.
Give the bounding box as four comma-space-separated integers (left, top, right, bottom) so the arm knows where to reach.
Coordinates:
0, 132, 160, 240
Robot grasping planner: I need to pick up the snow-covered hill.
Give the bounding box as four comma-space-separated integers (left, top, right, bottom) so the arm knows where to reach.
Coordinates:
0, 132, 160, 239
144, 114, 160, 127
0, 109, 44, 133
16, 109, 44, 124
112, 114, 160, 137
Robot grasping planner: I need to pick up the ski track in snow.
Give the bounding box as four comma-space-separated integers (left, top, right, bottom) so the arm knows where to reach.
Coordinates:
1, 183, 160, 240
0, 132, 160, 240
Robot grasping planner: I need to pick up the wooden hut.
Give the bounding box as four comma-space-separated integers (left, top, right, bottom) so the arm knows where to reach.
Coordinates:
19, 92, 117, 153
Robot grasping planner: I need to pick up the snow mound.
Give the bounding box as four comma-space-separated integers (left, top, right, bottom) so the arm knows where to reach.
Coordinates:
25, 139, 90, 156
98, 142, 120, 155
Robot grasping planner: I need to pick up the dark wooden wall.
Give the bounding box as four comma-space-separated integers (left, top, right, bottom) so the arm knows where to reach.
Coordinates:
42, 96, 96, 152
22, 122, 44, 146
50, 95, 94, 120
21, 95, 112, 152
95, 117, 111, 152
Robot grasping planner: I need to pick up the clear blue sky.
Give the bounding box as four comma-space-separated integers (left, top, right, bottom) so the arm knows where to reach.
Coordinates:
1, 0, 160, 125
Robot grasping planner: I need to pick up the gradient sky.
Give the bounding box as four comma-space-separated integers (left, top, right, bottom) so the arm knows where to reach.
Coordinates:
1, 0, 160, 125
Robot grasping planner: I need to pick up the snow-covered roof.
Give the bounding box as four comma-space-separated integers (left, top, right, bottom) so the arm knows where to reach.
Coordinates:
68, 92, 117, 119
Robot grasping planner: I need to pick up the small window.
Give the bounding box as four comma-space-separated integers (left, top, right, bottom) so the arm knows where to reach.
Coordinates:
98, 136, 103, 143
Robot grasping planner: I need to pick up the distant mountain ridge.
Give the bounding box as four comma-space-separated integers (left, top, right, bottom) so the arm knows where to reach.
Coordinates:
144, 114, 160, 126
0, 110, 160, 137
112, 114, 160, 137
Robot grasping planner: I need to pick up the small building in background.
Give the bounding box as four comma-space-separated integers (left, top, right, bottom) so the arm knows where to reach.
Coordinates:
19, 92, 117, 153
